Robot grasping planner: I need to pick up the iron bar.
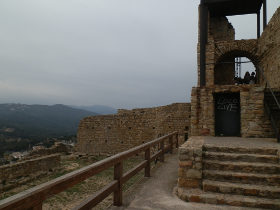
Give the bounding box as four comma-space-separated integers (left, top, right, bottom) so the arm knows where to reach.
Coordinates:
263, 0, 267, 29
257, 10, 260, 38
206, 60, 253, 66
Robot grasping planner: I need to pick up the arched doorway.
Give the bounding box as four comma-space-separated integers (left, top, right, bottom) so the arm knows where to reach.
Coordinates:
214, 50, 259, 85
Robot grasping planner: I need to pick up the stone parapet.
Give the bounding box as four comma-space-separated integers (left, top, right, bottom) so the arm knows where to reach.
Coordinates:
178, 137, 204, 189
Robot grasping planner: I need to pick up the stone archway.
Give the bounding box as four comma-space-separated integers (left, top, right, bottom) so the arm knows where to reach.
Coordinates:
214, 40, 260, 85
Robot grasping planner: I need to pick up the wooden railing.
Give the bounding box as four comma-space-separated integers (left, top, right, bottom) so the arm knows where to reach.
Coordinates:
0, 132, 179, 210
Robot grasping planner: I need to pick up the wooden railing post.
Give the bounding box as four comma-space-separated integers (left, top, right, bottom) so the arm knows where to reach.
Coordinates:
160, 140, 164, 162
176, 133, 179, 148
32, 203, 43, 210
113, 162, 123, 206
169, 136, 173, 154
145, 148, 151, 177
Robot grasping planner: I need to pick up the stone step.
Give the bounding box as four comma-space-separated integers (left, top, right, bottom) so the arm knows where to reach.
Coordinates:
203, 151, 278, 163
203, 160, 280, 174
203, 170, 280, 186
203, 180, 280, 199
203, 145, 278, 155
177, 188, 280, 209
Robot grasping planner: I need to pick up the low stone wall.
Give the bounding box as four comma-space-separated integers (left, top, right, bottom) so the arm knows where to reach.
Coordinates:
76, 103, 190, 155
0, 154, 60, 192
29, 142, 72, 157
178, 137, 203, 189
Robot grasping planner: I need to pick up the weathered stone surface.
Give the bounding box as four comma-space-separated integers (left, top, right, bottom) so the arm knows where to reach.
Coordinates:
178, 178, 201, 188
29, 142, 71, 157
0, 154, 60, 192
76, 103, 190, 155
178, 137, 203, 189
179, 161, 192, 168
186, 169, 202, 179
190, 85, 274, 138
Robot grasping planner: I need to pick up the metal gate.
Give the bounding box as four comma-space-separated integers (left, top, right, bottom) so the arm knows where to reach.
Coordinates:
214, 92, 240, 136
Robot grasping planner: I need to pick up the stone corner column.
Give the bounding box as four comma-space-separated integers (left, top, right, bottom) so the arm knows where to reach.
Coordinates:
177, 137, 203, 190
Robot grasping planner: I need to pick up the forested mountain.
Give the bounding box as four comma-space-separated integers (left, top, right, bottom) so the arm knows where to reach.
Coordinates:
70, 105, 117, 115
0, 104, 97, 139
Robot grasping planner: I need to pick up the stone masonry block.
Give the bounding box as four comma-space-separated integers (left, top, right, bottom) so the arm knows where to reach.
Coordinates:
186, 169, 202, 179
178, 178, 201, 188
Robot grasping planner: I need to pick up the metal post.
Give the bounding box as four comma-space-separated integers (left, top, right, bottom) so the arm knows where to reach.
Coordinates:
263, 0, 267, 30
199, 1, 208, 87
257, 10, 260, 38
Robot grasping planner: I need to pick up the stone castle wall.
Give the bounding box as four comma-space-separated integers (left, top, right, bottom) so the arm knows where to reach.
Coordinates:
197, 16, 235, 86
0, 154, 60, 192
76, 103, 190, 155
190, 85, 274, 137
258, 7, 280, 88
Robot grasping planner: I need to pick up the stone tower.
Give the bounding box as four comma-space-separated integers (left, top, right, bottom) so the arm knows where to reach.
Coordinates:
190, 0, 280, 139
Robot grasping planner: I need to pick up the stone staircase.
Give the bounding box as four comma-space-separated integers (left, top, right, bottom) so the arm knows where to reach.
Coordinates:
199, 145, 280, 209
264, 91, 280, 142
178, 144, 280, 209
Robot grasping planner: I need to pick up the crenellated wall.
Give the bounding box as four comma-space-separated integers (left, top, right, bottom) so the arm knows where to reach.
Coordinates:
76, 103, 190, 155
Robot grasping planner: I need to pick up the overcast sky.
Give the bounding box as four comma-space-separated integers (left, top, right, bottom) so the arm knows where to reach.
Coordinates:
0, 0, 279, 109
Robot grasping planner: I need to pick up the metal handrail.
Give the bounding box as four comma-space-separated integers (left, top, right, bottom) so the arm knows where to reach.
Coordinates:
259, 67, 280, 142
260, 67, 280, 109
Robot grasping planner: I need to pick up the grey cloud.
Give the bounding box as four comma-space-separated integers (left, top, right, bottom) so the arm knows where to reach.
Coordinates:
0, 0, 278, 109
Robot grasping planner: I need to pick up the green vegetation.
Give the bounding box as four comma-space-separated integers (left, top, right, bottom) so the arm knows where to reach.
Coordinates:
0, 104, 97, 139
0, 103, 96, 157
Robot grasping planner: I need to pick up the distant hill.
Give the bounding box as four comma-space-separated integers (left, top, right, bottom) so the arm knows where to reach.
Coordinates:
70, 105, 117, 115
0, 104, 97, 139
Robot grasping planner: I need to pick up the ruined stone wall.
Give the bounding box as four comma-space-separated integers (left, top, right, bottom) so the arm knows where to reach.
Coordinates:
209, 16, 235, 41
29, 142, 72, 157
197, 16, 235, 87
190, 85, 274, 138
0, 154, 60, 192
76, 103, 190, 155
258, 7, 280, 88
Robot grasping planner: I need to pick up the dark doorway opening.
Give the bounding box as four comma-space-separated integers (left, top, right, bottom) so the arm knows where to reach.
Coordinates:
215, 92, 241, 136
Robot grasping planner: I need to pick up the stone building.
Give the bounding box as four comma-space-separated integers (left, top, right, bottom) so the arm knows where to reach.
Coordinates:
177, 0, 280, 208
191, 0, 280, 139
